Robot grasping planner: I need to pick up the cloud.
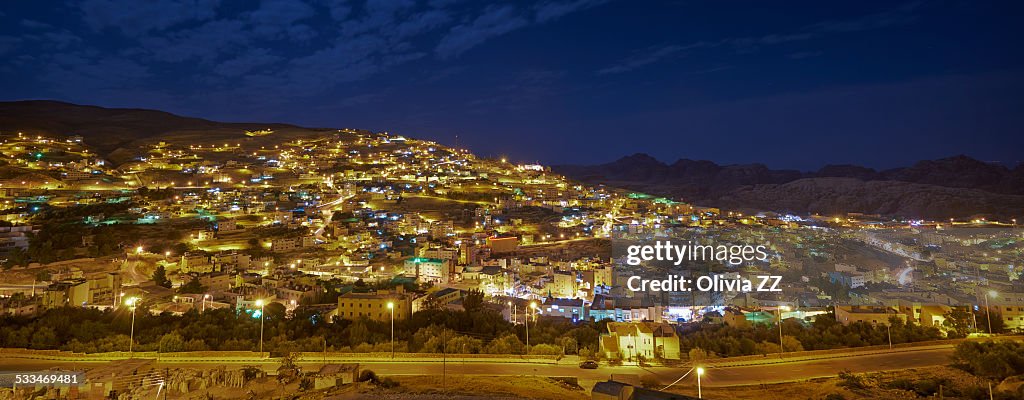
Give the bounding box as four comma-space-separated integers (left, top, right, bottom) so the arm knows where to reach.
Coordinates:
247, 0, 316, 40
0, 36, 21, 56
808, 1, 921, 33
79, 0, 222, 35
5, 0, 608, 116
596, 43, 708, 75
534, 0, 607, 23
20, 19, 53, 30
596, 2, 923, 75
213, 48, 282, 77
435, 5, 529, 58
139, 19, 249, 63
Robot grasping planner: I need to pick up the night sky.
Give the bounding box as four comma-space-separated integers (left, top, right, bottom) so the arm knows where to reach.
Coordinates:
1, 1, 1022, 170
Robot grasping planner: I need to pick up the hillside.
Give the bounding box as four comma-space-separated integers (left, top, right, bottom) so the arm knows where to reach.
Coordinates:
0, 100, 340, 164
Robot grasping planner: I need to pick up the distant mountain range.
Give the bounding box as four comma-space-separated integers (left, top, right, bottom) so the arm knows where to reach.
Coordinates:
553, 153, 1024, 219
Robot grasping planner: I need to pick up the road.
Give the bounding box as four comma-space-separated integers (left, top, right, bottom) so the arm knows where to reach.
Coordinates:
0, 347, 954, 388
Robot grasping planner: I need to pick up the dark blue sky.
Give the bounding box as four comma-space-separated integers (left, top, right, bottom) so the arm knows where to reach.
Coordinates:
2, 0, 1022, 169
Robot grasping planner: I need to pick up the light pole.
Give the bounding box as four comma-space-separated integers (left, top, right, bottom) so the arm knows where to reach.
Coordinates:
126, 296, 140, 357
985, 290, 997, 334
507, 301, 513, 324
255, 299, 265, 356
886, 306, 893, 349
696, 367, 705, 399
526, 302, 537, 353
203, 294, 210, 313
777, 306, 790, 354
387, 301, 395, 359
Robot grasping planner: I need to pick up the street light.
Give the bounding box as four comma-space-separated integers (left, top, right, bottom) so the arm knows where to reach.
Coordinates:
125, 296, 140, 357
387, 301, 395, 359
255, 299, 265, 356
203, 294, 210, 313
696, 367, 705, 399
526, 302, 537, 353
985, 290, 998, 334
777, 306, 790, 354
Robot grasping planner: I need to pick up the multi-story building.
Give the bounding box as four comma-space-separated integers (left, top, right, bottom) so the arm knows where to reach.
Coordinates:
541, 298, 585, 322
486, 236, 518, 254
405, 257, 449, 284
834, 305, 907, 325
599, 321, 680, 361
337, 287, 412, 322
42, 272, 121, 308
547, 270, 576, 298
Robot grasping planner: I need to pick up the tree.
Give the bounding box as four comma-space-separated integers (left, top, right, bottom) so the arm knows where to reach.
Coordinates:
159, 332, 186, 352
781, 335, 804, 352
178, 276, 205, 294
942, 308, 973, 338
152, 265, 171, 288
348, 319, 370, 345
529, 343, 563, 355
462, 289, 484, 312
484, 332, 524, 354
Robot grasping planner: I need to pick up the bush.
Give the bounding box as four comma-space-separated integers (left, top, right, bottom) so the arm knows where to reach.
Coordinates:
358, 370, 378, 383
951, 341, 1024, 380
528, 343, 563, 356
837, 370, 864, 390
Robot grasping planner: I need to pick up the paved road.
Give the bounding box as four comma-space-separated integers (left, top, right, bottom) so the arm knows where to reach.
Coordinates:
0, 347, 954, 388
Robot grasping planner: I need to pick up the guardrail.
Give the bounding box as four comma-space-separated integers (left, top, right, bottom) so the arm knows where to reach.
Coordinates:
2, 336, 1019, 366
0, 348, 561, 364
694, 335, 1024, 368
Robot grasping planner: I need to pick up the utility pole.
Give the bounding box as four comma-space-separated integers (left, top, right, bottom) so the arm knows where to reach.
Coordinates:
442, 329, 447, 393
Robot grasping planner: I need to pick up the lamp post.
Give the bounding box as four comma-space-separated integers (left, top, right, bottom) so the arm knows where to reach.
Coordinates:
507, 301, 513, 324
985, 290, 997, 334
255, 299, 265, 356
203, 294, 210, 313
387, 301, 395, 359
125, 296, 140, 357
526, 302, 537, 353
696, 367, 705, 399
777, 306, 790, 354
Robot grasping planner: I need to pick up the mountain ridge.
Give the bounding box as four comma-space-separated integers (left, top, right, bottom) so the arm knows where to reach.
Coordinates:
553, 153, 1024, 219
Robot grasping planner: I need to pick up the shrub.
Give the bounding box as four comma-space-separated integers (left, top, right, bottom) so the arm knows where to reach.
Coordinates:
358, 370, 378, 383
837, 370, 864, 390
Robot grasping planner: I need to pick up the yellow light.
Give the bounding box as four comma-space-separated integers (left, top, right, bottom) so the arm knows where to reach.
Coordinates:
255, 299, 264, 307
696, 367, 705, 376
125, 297, 140, 306
387, 302, 394, 309
135, 246, 144, 254
989, 290, 998, 298
530, 302, 537, 309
